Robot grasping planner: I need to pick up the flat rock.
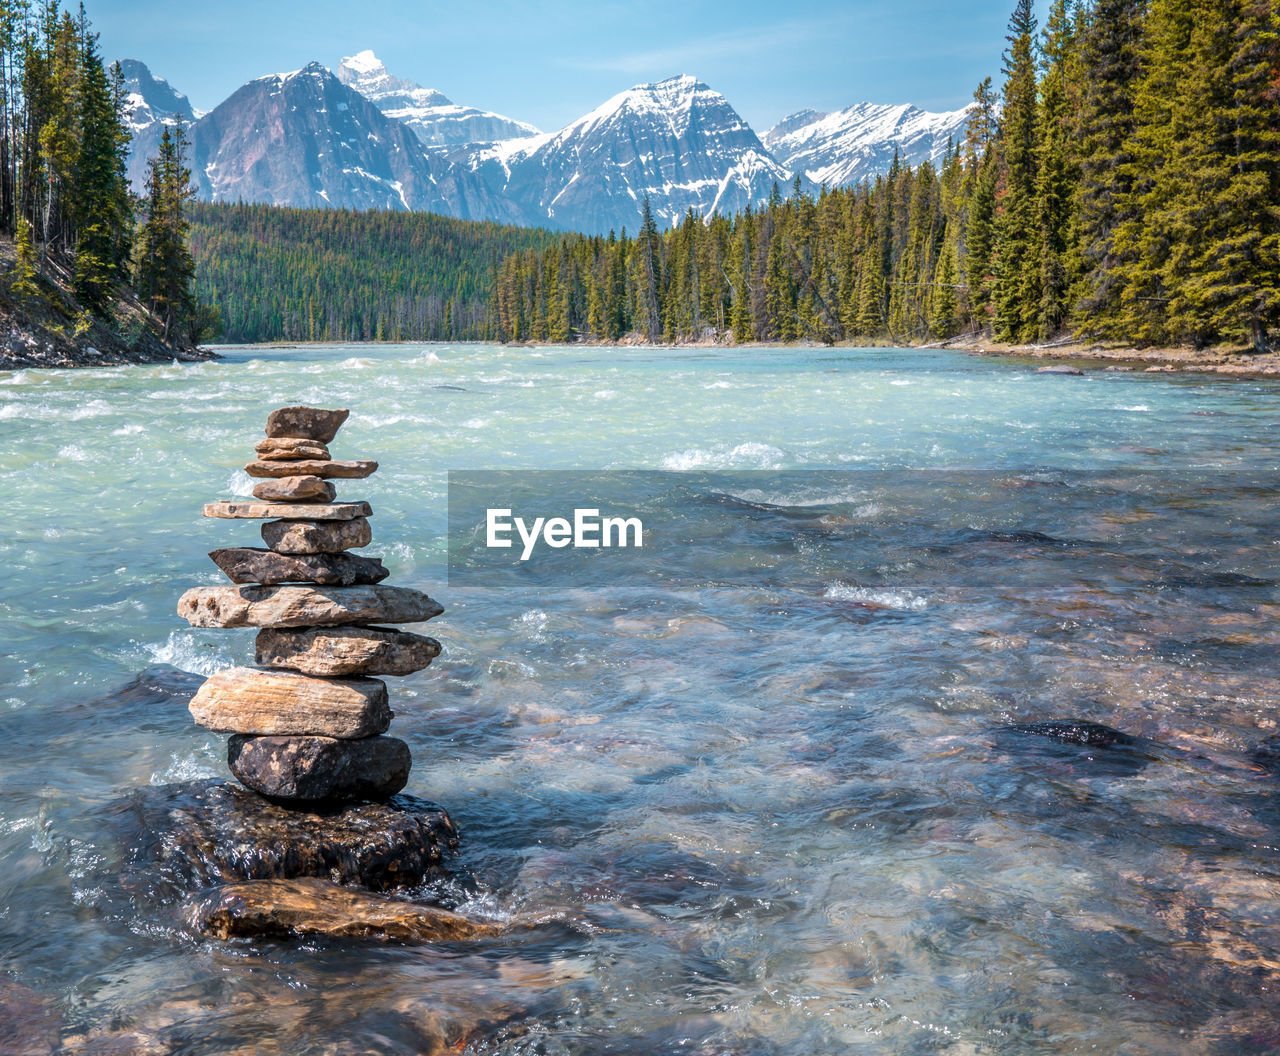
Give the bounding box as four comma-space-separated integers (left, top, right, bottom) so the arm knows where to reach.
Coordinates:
256, 626, 441, 677
1037, 364, 1085, 375
266, 405, 349, 442
244, 459, 377, 480
204, 500, 371, 521
189, 667, 391, 738
251, 475, 337, 503
262, 516, 372, 554
190, 877, 504, 943
209, 547, 389, 585
254, 437, 330, 461
124, 779, 457, 891
228, 734, 412, 802
177, 584, 443, 628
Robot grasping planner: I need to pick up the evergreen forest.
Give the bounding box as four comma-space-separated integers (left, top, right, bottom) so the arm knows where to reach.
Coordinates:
0, 0, 199, 344
490, 0, 1279, 352
188, 203, 557, 344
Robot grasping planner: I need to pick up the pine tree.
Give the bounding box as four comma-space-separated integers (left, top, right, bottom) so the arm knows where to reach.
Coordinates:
993, 0, 1042, 342
1074, 0, 1147, 330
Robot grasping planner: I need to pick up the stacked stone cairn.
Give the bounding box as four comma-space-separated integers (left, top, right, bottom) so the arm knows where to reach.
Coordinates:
177, 405, 443, 805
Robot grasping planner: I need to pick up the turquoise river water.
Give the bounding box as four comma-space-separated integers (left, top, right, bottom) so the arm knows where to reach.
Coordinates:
1, 343, 1279, 1054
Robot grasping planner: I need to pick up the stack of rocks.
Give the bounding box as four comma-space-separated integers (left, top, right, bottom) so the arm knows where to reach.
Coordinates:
177, 405, 443, 805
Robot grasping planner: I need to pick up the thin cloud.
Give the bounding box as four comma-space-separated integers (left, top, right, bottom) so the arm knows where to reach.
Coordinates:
562, 17, 841, 77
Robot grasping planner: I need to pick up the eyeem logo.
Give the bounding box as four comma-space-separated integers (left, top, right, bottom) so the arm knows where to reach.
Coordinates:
485, 508, 644, 561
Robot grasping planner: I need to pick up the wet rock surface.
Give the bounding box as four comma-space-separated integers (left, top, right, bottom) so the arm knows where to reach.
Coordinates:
190, 877, 506, 943
264, 405, 349, 442
261, 515, 372, 554
228, 734, 412, 801
991, 720, 1152, 777
256, 625, 441, 677
123, 780, 457, 891
208, 546, 389, 586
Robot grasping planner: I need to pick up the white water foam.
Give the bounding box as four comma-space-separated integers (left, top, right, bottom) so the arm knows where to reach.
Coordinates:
823, 582, 928, 611
660, 441, 786, 471
146, 631, 239, 677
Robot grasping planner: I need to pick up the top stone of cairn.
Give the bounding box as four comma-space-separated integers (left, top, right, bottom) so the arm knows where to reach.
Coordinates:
266, 406, 350, 443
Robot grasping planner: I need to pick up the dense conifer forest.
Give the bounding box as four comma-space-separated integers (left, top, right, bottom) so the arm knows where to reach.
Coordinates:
188, 203, 558, 344
491, 0, 1279, 352
0, 0, 200, 352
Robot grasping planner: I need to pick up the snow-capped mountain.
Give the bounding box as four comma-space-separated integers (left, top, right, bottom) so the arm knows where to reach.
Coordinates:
337, 50, 539, 150
186, 63, 482, 214
763, 102, 973, 187
118, 54, 978, 235
119, 59, 199, 191
465, 74, 792, 234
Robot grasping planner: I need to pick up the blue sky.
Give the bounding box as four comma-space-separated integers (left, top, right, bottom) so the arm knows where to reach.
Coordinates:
92, 0, 1049, 132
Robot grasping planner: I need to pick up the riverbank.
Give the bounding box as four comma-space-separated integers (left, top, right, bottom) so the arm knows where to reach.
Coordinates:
928, 332, 1280, 377
0, 237, 218, 369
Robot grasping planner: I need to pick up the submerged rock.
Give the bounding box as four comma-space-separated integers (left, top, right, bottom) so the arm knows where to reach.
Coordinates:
1000, 721, 1136, 747
261, 516, 372, 554
265, 405, 350, 442
124, 779, 457, 891
208, 547, 390, 586
992, 720, 1150, 778
228, 733, 411, 802
190, 877, 505, 943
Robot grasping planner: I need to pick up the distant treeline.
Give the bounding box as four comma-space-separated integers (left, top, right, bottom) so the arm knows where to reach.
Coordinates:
188, 202, 558, 343
493, 0, 1278, 352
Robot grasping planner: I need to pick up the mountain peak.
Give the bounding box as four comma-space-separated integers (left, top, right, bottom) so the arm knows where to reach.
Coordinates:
338, 49, 538, 149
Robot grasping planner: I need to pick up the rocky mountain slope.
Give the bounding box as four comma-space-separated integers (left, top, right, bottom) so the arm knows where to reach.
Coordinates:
120, 59, 199, 190
336, 50, 539, 150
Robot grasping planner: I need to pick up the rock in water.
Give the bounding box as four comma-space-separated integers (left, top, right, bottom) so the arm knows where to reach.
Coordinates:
204, 500, 371, 521
243, 459, 378, 480
256, 626, 441, 677
228, 734, 412, 802
125, 780, 457, 891
262, 516, 373, 554
1000, 721, 1136, 747
254, 437, 331, 461
177, 584, 444, 628
265, 405, 350, 442
251, 475, 337, 503
189, 668, 391, 738
1037, 365, 1085, 375
208, 547, 390, 586
190, 877, 504, 942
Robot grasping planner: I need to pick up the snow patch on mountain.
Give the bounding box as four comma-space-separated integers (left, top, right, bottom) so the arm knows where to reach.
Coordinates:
764, 102, 973, 186
337, 50, 538, 150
